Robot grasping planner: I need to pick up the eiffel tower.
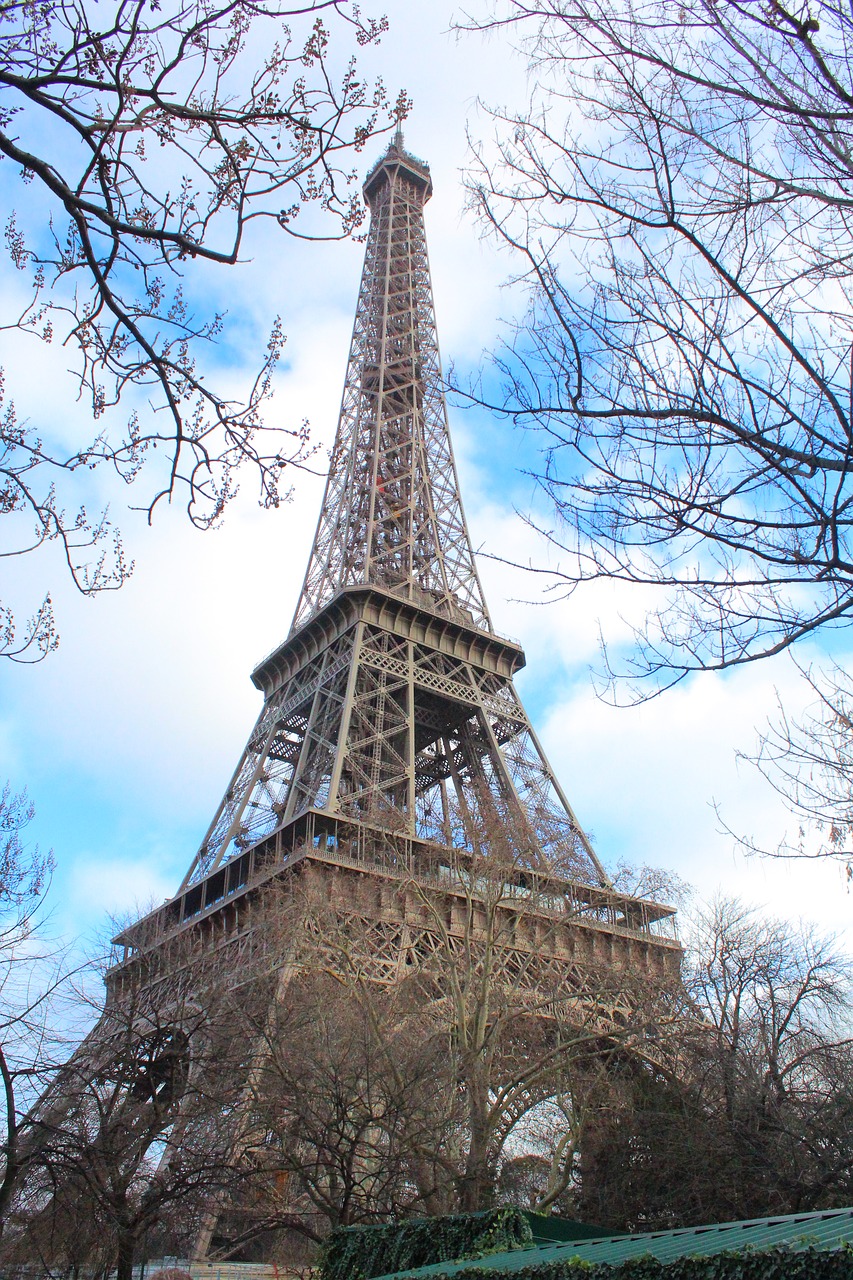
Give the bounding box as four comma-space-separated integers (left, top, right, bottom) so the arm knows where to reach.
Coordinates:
19, 133, 681, 1268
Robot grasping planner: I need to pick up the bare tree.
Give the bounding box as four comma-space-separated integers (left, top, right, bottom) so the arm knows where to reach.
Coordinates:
686, 898, 853, 1217
1, 932, 265, 1280
10, 802, 682, 1266
580, 898, 853, 1229
245, 804, 685, 1225
464, 0, 853, 696
233, 968, 446, 1246
0, 0, 405, 659
395, 848, 657, 1212
0, 784, 66, 1231
731, 662, 853, 873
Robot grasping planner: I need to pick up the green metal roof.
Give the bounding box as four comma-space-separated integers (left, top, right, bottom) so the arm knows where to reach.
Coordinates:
373, 1207, 853, 1279
524, 1213, 608, 1244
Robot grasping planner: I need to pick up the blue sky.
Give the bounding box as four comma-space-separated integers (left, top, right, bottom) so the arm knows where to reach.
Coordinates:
1, 1, 851, 962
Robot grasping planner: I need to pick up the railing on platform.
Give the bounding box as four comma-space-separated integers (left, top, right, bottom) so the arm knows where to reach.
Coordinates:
110, 808, 680, 970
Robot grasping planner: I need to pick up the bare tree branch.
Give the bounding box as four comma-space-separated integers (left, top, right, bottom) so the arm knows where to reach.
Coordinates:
0, 0, 408, 655
461, 0, 853, 696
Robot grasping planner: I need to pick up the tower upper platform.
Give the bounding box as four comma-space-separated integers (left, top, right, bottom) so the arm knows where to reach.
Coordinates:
363, 131, 433, 207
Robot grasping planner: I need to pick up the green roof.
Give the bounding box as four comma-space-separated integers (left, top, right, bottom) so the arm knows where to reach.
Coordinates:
373, 1207, 853, 1278
524, 1213, 608, 1244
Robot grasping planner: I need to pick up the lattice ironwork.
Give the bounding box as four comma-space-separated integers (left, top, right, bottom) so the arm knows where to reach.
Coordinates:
292, 134, 490, 633
181, 613, 607, 888
179, 131, 609, 892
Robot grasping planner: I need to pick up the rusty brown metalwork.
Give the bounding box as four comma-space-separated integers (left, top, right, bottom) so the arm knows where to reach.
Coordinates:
19, 137, 683, 1264
179, 135, 613, 895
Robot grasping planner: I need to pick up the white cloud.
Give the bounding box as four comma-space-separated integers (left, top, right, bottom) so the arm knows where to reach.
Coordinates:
537, 654, 853, 938
69, 850, 178, 929
458, 499, 853, 942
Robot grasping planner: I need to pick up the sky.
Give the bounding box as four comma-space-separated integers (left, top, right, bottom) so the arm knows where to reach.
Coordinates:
1, 0, 851, 964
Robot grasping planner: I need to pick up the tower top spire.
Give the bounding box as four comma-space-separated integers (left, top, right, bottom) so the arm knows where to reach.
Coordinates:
295, 139, 473, 632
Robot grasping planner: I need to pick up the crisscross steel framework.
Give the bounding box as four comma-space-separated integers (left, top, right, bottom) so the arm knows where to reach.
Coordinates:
178, 136, 609, 893
19, 138, 682, 1269
293, 139, 490, 633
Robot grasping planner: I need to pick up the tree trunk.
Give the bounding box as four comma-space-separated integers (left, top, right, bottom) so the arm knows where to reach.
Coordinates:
116, 1230, 138, 1280
0, 1042, 18, 1234
460, 1078, 493, 1212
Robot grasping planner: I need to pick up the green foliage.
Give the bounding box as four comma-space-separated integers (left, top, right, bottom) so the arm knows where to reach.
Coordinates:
427, 1245, 853, 1280
320, 1208, 535, 1280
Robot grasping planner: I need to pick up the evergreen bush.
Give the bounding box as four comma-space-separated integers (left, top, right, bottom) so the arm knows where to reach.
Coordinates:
428, 1245, 853, 1280
320, 1208, 534, 1280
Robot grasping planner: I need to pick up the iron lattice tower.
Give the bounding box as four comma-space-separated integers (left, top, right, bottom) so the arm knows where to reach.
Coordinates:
18, 137, 681, 1267
179, 134, 607, 893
